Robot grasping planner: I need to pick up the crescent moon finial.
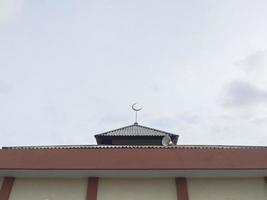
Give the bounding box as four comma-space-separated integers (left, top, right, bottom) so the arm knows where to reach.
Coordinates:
132, 103, 142, 124
132, 103, 142, 111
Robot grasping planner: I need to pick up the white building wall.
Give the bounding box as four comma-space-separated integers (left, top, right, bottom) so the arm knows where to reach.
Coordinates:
9, 178, 87, 200
97, 178, 177, 200
187, 178, 267, 200
5, 177, 267, 200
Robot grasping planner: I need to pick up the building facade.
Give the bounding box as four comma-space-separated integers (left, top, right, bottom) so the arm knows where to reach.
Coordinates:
1, 123, 267, 200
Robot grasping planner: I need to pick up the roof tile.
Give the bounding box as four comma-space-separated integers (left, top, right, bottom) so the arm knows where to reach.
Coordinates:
95, 123, 177, 137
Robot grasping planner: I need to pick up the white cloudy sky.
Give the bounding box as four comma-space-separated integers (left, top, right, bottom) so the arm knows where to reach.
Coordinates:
1, 0, 267, 147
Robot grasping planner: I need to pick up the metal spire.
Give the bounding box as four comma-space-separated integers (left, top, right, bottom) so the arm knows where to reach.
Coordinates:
132, 103, 142, 124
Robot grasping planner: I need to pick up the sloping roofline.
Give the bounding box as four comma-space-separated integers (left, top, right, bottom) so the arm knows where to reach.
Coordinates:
94, 123, 178, 137
94, 123, 179, 145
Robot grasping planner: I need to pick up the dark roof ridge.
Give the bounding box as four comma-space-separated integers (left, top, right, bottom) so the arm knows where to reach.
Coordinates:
2, 144, 267, 150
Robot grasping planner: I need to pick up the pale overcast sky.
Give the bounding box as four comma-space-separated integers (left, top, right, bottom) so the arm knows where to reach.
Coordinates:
1, 0, 267, 147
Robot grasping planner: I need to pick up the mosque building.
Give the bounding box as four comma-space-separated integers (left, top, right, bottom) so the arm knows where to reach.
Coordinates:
0, 106, 267, 200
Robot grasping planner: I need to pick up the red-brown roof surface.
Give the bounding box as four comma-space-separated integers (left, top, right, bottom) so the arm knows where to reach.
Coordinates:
0, 146, 267, 170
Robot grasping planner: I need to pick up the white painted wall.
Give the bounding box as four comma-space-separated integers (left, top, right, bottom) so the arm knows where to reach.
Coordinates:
5, 177, 267, 200
97, 178, 177, 200
9, 178, 87, 200
188, 178, 267, 200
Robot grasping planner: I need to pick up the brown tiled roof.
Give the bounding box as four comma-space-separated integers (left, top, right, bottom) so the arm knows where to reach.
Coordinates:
1, 146, 267, 170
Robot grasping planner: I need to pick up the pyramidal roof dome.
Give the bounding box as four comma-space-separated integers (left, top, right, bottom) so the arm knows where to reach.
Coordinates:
95, 123, 179, 145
